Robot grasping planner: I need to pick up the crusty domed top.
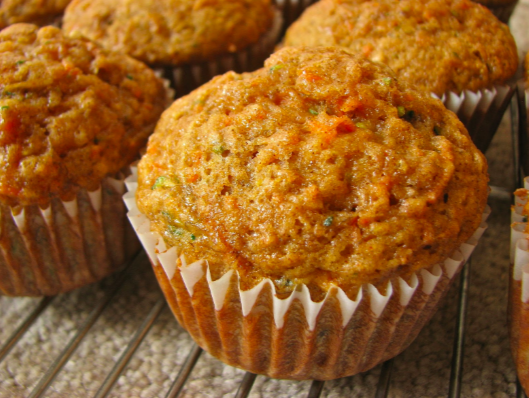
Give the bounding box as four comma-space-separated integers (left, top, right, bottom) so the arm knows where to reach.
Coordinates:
284, 0, 518, 96
136, 47, 489, 299
63, 0, 275, 66
0, 24, 171, 207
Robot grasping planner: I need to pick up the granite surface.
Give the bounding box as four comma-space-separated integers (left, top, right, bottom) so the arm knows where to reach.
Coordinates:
0, 3, 528, 397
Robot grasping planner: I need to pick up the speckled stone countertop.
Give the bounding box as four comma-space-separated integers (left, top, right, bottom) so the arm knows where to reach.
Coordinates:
0, 3, 528, 397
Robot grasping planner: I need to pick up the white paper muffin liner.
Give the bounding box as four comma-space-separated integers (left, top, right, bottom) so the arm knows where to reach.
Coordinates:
436, 84, 515, 153
0, 174, 140, 297
510, 87, 529, 394
125, 168, 489, 380
162, 9, 282, 97
0, 59, 172, 297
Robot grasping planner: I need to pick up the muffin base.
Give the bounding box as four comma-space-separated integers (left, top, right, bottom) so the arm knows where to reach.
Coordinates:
161, 9, 282, 97
0, 175, 140, 297
125, 169, 489, 380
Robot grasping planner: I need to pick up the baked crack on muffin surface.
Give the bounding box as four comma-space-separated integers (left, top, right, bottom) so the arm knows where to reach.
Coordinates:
136, 47, 489, 300
284, 0, 518, 96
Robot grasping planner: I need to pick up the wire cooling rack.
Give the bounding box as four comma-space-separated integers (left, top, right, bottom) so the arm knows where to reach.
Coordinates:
0, 2, 526, 395
0, 95, 522, 398
0, 253, 477, 398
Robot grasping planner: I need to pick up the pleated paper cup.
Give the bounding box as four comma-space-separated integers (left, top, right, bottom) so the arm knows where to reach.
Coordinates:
161, 9, 282, 98
273, 0, 318, 33
510, 176, 529, 391
124, 168, 489, 380
0, 174, 140, 297
436, 84, 516, 153
480, 1, 519, 23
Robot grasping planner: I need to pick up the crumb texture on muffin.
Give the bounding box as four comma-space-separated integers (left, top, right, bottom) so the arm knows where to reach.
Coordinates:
136, 47, 489, 299
0, 24, 170, 207
284, 0, 518, 96
0, 0, 72, 28
62, 0, 275, 66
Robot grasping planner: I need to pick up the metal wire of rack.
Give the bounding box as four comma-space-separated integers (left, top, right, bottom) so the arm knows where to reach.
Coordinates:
0, 259, 477, 398
0, 3, 526, 396
0, 103, 519, 397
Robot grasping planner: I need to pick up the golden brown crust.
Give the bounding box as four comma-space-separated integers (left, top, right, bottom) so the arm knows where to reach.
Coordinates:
136, 47, 489, 299
62, 0, 275, 66
0, 24, 171, 207
284, 0, 518, 96
0, 0, 72, 28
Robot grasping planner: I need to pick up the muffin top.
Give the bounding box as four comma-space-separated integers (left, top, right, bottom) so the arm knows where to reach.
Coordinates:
62, 0, 275, 66
0, 0, 72, 29
0, 24, 171, 208
284, 0, 518, 96
136, 47, 489, 299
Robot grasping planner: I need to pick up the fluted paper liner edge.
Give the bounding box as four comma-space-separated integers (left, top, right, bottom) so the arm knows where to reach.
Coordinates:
435, 84, 515, 153
0, 69, 171, 297
484, 1, 519, 23
274, 0, 318, 29
126, 167, 489, 379
0, 173, 139, 296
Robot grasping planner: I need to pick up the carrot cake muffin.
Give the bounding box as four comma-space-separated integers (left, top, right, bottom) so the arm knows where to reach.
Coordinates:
137, 45, 488, 298
0, 24, 171, 296
284, 0, 518, 97
510, 51, 529, 397
131, 46, 489, 379
0, 0, 72, 29
63, 0, 275, 67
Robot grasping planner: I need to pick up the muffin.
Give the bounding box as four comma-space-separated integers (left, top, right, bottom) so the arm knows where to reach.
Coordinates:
0, 0, 72, 29
0, 24, 172, 296
472, 0, 519, 23
127, 46, 489, 379
62, 0, 282, 96
510, 53, 529, 396
284, 0, 518, 152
